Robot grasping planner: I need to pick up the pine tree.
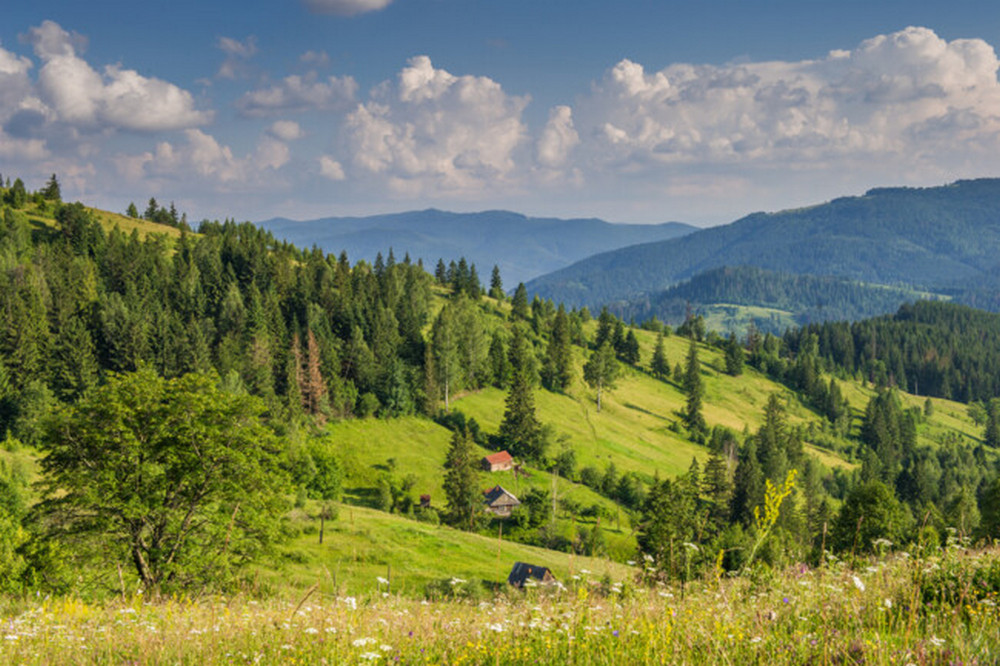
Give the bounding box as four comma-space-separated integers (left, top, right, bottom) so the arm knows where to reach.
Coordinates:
498, 327, 545, 461
583, 341, 619, 412
702, 450, 732, 533
434, 258, 447, 284
594, 307, 616, 349
542, 305, 573, 391
431, 305, 460, 411
510, 283, 529, 320
126, 202, 139, 218
757, 394, 788, 483
730, 438, 763, 526
487, 330, 511, 389
489, 265, 504, 300
305, 329, 329, 420
724, 333, 744, 376
682, 338, 706, 435
622, 329, 640, 365
443, 428, 481, 530
651, 331, 670, 380
41, 173, 61, 201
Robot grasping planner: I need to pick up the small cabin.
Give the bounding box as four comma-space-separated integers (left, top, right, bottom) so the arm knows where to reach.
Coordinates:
507, 562, 557, 588
483, 485, 520, 517
481, 450, 514, 472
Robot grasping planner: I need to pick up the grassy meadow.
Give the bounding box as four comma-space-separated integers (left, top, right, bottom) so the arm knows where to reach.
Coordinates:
2, 545, 997, 664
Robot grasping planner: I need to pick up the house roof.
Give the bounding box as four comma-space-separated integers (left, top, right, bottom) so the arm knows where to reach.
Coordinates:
483, 451, 513, 465
508, 562, 555, 587
483, 485, 520, 506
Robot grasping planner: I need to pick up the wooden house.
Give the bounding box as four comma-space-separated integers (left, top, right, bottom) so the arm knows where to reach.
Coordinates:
481, 450, 514, 472
507, 562, 557, 588
483, 485, 520, 517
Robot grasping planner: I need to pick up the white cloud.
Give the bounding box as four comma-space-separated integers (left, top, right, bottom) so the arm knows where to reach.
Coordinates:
268, 120, 304, 141
300, 50, 331, 67
236, 72, 358, 116
216, 36, 257, 79
25, 20, 210, 132
537, 105, 579, 168
117, 129, 292, 188
343, 55, 529, 196
302, 0, 392, 16
572, 26, 1000, 177
318, 155, 346, 180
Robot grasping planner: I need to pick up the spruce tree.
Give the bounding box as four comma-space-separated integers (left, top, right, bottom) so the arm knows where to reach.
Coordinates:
724, 333, 744, 376
651, 331, 670, 380
498, 326, 545, 461
431, 304, 460, 411
487, 330, 511, 389
542, 305, 573, 391
489, 265, 504, 300
730, 438, 763, 526
583, 341, 619, 412
443, 428, 481, 530
622, 329, 640, 366
682, 338, 706, 435
510, 283, 529, 320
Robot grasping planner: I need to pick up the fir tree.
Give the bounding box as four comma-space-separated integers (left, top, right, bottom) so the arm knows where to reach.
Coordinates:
489, 265, 504, 300
583, 341, 619, 412
498, 327, 545, 461
651, 331, 670, 380
444, 427, 481, 529
510, 283, 529, 320
542, 305, 573, 392
487, 330, 511, 389
724, 333, 744, 376
682, 338, 706, 435
622, 329, 640, 366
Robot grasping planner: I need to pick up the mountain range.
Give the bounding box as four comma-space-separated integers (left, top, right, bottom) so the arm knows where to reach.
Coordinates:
257, 209, 696, 288
526, 179, 1000, 315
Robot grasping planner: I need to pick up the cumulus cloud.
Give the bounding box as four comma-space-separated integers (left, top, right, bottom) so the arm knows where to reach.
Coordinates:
573, 26, 1000, 176
300, 50, 331, 67
236, 72, 358, 116
303, 0, 392, 16
318, 155, 346, 180
25, 20, 210, 132
537, 105, 579, 168
343, 55, 529, 196
116, 129, 292, 188
267, 120, 304, 141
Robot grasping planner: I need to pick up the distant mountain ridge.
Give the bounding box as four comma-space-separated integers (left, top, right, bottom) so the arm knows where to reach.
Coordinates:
258, 209, 696, 287
526, 179, 1000, 310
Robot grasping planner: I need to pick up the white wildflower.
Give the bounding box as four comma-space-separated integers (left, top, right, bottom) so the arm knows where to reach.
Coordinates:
304, 627, 319, 635
929, 636, 945, 647
851, 575, 865, 593
353, 637, 377, 647
359, 652, 381, 661
376, 576, 389, 585
488, 623, 505, 633
342, 596, 357, 610
883, 598, 892, 609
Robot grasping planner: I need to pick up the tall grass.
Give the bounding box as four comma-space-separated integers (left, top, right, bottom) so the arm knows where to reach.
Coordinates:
3, 545, 997, 664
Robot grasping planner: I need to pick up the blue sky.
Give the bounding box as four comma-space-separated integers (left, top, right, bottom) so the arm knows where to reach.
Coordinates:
2, 1, 1000, 225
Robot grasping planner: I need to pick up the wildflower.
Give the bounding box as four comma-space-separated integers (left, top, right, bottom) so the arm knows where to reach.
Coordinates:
612, 630, 619, 637
353, 637, 377, 647
488, 623, 504, 633
376, 576, 389, 585
750, 637, 762, 644
782, 597, 790, 604
380, 644, 393, 652
304, 627, 319, 635
883, 598, 892, 609
928, 636, 945, 647
449, 578, 467, 586
682, 542, 699, 552
342, 597, 357, 610
851, 576, 865, 593
359, 652, 381, 661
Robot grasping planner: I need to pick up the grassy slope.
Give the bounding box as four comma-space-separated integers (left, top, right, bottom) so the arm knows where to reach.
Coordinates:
21, 200, 185, 242
268, 503, 631, 596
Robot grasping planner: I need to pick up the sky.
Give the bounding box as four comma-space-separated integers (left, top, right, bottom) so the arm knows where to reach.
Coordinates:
2, 1, 1000, 226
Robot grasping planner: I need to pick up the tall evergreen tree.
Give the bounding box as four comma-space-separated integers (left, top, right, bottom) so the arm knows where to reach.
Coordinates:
724, 333, 744, 376
430, 304, 460, 411
621, 329, 641, 365
682, 338, 707, 435
489, 265, 504, 300
510, 283, 529, 320
542, 305, 573, 392
650, 331, 670, 380
443, 428, 481, 530
583, 341, 619, 412
498, 327, 545, 461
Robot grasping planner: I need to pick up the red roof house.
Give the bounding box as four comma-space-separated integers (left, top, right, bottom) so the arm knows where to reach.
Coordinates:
481, 450, 514, 472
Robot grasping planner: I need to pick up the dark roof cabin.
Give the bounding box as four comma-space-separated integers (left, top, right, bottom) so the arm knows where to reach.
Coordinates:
481, 450, 514, 472
483, 485, 520, 517
508, 562, 556, 588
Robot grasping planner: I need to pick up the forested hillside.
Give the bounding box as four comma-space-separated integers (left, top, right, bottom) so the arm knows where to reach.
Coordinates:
0, 175, 997, 605
527, 179, 1000, 311
259, 209, 696, 287
612, 265, 935, 331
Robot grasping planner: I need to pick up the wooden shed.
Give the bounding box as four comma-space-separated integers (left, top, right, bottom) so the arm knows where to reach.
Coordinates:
507, 562, 557, 588
481, 450, 514, 472
483, 485, 520, 517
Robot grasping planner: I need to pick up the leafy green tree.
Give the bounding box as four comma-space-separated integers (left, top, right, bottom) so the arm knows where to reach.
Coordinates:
430, 306, 460, 410
832, 480, 907, 554
682, 338, 707, 435
583, 341, 618, 412
443, 428, 481, 530
37, 369, 288, 591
